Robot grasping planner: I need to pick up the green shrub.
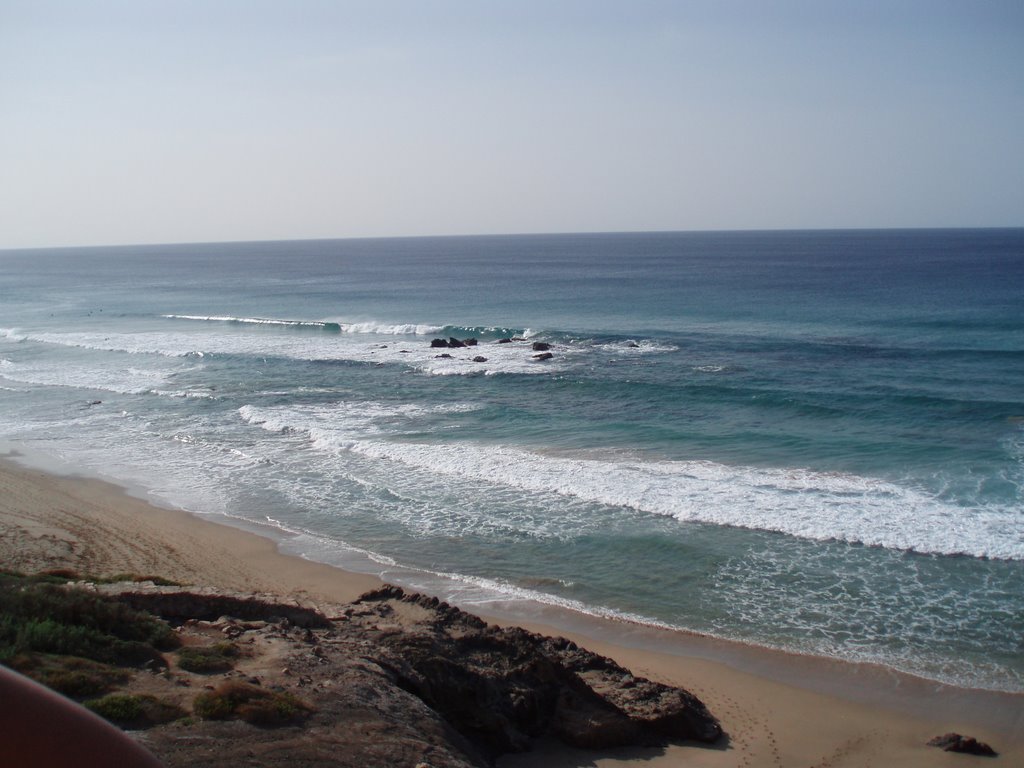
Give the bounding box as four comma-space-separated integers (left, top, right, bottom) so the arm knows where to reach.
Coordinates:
86, 693, 144, 723
176, 643, 238, 673
3, 651, 129, 699
194, 681, 312, 726
11, 617, 166, 667
36, 657, 129, 698
237, 693, 308, 726
17, 618, 106, 657
192, 690, 235, 720
85, 693, 185, 728
43, 669, 116, 698
0, 576, 179, 667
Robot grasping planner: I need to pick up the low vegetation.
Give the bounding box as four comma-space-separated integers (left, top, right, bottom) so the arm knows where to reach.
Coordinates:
0, 571, 179, 670
1, 570, 312, 738
8, 653, 129, 698
176, 642, 240, 673
193, 681, 313, 726
85, 693, 186, 728
37, 568, 182, 587
97, 573, 183, 587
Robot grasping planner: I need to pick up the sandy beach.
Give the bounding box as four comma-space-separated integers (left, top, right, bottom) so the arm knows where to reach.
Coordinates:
1, 453, 1020, 767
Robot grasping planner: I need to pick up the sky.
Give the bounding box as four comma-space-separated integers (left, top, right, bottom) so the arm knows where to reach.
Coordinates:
2, 1, 1022, 248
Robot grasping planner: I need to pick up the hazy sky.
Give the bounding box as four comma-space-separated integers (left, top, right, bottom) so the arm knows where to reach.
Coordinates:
2, 1, 1022, 248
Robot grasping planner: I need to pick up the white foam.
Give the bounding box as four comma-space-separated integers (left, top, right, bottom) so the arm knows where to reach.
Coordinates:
239, 403, 1024, 560
153, 389, 216, 399
337, 321, 446, 335
412, 343, 572, 376
694, 364, 741, 373
239, 401, 480, 441
9, 328, 568, 376
0, 358, 174, 395
596, 339, 679, 354
164, 314, 446, 336
163, 314, 324, 327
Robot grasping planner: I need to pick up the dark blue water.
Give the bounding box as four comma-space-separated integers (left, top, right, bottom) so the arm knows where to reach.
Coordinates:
1, 229, 1022, 689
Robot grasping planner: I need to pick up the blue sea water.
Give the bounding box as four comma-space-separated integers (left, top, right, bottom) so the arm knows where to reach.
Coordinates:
1, 229, 1022, 691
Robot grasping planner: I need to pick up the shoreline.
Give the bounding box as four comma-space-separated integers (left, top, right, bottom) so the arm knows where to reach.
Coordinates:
1, 451, 1020, 766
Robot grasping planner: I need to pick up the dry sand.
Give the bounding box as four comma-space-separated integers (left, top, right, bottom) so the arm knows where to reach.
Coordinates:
1, 454, 1020, 767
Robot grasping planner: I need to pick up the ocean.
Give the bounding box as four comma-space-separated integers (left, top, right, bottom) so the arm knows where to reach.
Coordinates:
1, 229, 1021, 691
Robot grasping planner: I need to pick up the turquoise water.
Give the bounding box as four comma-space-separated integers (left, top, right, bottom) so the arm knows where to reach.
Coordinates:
1, 229, 1021, 690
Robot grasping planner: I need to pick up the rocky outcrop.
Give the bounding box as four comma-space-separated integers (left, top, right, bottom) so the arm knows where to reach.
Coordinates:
430, 337, 479, 349
428, 336, 556, 365
119, 584, 720, 767
346, 586, 722, 761
540, 635, 722, 743
928, 733, 998, 756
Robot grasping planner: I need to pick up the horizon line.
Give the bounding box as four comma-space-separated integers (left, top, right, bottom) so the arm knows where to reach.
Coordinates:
3, 224, 1023, 253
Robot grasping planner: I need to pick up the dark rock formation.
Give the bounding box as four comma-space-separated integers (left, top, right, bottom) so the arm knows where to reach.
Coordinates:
348, 586, 721, 762
431, 337, 477, 349
928, 733, 998, 756
497, 338, 512, 344
472, 356, 488, 363
436, 353, 453, 359
532, 352, 554, 361
111, 584, 719, 768
531, 342, 551, 351
539, 636, 722, 743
